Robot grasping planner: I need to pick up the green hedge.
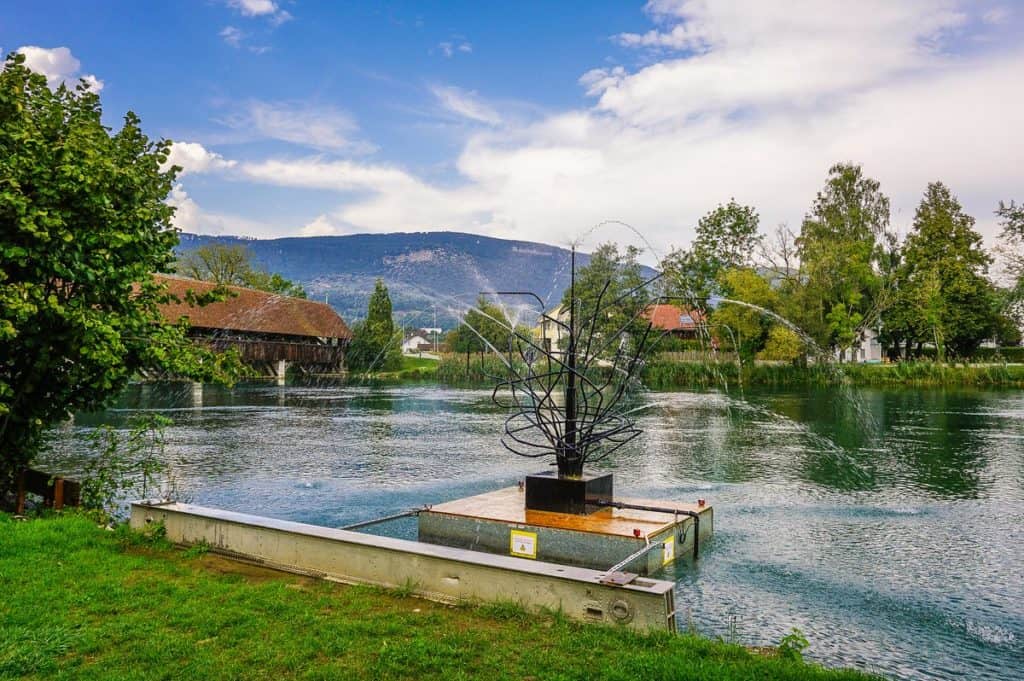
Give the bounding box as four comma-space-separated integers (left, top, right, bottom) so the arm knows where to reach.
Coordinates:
641, 360, 1024, 388
437, 353, 525, 385
971, 346, 1024, 363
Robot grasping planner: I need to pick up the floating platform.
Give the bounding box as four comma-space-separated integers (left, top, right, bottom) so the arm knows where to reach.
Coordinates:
130, 500, 679, 630
419, 486, 714, 575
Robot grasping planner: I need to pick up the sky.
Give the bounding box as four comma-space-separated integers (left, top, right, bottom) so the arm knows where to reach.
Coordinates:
4, 0, 1024, 258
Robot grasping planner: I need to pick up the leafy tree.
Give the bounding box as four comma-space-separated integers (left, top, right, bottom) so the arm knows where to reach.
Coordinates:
243, 270, 307, 298
561, 243, 652, 356
709, 268, 779, 361
757, 325, 804, 362
797, 163, 891, 357
446, 296, 515, 355
346, 279, 401, 372
662, 199, 760, 308
992, 311, 1022, 347
176, 242, 306, 298
996, 200, 1024, 327
0, 53, 242, 498
890, 182, 996, 358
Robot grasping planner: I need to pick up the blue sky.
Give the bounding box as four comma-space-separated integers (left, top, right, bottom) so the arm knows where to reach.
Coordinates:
4, 1, 1024, 257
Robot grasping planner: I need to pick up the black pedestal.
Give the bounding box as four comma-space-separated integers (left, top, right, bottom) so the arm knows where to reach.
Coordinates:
524, 471, 613, 515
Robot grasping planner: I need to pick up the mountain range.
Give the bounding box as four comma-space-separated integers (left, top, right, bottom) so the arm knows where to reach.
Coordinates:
176, 232, 603, 329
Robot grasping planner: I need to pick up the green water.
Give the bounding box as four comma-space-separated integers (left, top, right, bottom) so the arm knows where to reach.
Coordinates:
41, 382, 1024, 680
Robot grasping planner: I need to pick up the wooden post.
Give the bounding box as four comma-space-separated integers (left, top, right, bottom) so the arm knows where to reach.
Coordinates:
15, 470, 26, 515
53, 477, 65, 510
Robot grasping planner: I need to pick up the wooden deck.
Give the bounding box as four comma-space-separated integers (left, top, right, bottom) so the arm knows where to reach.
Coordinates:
428, 487, 708, 539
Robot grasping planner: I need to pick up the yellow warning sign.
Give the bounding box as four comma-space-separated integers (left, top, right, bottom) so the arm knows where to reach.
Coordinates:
662, 536, 675, 565
510, 529, 538, 559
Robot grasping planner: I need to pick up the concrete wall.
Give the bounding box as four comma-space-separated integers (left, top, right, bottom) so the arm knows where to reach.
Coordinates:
131, 501, 678, 631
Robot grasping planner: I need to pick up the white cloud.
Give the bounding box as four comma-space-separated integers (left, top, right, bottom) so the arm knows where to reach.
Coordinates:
226, 0, 291, 25
579, 67, 627, 97
982, 7, 1010, 25
175, 0, 1023, 252
165, 184, 290, 237
167, 184, 277, 237
238, 158, 419, 193
300, 214, 343, 236
310, 1, 1020, 247
164, 141, 237, 176
601, 0, 968, 126
16, 46, 103, 92
430, 85, 502, 125
437, 41, 473, 58
226, 100, 374, 153
220, 26, 244, 48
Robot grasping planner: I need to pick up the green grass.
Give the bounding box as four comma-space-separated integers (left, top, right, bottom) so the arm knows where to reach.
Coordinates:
0, 513, 881, 681
349, 354, 439, 383
400, 355, 440, 371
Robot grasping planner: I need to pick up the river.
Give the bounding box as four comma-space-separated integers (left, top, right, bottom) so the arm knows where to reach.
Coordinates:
40, 381, 1024, 681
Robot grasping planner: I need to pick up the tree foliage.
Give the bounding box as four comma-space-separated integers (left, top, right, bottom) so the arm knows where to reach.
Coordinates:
885, 182, 996, 359
561, 243, 652, 356
710, 268, 780, 361
446, 296, 515, 355
758, 325, 804, 362
175, 242, 306, 298
662, 199, 761, 308
996, 200, 1024, 326
345, 279, 401, 372
0, 53, 243, 497
797, 163, 891, 355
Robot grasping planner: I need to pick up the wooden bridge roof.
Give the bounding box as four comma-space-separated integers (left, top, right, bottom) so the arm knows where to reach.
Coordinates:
154, 274, 352, 340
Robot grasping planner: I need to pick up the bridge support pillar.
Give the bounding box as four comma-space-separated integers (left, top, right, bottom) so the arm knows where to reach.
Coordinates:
274, 359, 288, 385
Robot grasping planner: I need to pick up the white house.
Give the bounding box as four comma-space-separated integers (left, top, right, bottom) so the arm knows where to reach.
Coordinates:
846, 327, 884, 363
402, 333, 431, 354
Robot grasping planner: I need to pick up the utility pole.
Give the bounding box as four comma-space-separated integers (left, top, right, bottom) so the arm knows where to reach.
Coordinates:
433, 304, 438, 353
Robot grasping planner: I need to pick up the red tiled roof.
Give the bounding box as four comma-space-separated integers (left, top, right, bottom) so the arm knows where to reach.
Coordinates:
643, 304, 705, 331
154, 274, 352, 340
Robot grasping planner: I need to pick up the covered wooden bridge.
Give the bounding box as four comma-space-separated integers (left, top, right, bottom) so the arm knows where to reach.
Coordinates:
155, 274, 352, 379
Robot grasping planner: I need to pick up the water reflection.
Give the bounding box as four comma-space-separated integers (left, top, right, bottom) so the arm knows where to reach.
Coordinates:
38, 381, 1024, 681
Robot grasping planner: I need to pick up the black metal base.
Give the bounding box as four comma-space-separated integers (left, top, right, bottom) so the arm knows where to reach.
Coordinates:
524, 471, 613, 515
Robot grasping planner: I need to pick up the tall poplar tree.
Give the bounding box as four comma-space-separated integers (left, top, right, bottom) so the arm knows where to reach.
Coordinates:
346, 279, 401, 372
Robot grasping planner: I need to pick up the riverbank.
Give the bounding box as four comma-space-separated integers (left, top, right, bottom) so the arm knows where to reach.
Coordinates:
430, 354, 1024, 389
641, 360, 1024, 389
349, 354, 440, 383
0, 513, 879, 680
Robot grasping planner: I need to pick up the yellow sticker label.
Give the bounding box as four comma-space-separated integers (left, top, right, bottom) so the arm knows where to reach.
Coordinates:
510, 529, 538, 559
662, 536, 675, 565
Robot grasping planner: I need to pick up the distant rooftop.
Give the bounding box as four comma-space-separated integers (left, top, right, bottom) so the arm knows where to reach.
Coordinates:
154, 274, 352, 340
643, 304, 705, 332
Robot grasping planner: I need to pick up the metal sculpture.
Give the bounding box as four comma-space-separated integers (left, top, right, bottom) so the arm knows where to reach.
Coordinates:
483, 248, 664, 480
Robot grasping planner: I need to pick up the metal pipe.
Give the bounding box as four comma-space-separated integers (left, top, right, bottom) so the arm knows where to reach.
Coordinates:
341, 508, 424, 531
595, 500, 701, 560
604, 539, 666, 575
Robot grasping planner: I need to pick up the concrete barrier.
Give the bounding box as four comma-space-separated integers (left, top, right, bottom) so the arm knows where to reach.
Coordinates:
131, 501, 678, 631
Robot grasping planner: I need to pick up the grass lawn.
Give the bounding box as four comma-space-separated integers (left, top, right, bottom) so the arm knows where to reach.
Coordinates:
400, 354, 439, 371
0, 513, 881, 680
